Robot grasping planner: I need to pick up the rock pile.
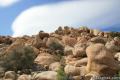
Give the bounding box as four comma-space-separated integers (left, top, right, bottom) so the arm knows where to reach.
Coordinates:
0, 26, 120, 80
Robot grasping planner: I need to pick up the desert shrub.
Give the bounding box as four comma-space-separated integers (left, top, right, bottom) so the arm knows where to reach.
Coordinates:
57, 66, 68, 80
113, 71, 120, 80
46, 38, 64, 51
0, 46, 36, 71
109, 32, 120, 38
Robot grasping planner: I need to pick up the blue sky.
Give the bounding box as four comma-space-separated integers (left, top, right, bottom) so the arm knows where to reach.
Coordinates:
0, 0, 65, 36
0, 0, 120, 36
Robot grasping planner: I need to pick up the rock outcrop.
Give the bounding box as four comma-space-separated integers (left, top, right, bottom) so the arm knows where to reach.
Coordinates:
0, 26, 120, 80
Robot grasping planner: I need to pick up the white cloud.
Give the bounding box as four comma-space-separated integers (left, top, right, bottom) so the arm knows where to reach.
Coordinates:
0, 0, 19, 7
12, 0, 120, 37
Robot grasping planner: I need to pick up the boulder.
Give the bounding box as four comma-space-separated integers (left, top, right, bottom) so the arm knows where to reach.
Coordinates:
64, 46, 73, 55
90, 37, 106, 44
62, 36, 77, 47
64, 65, 80, 76
49, 62, 61, 71
32, 71, 57, 80
73, 43, 87, 57
74, 58, 88, 67
34, 53, 59, 67
114, 52, 120, 61
65, 55, 80, 65
86, 43, 120, 76
39, 32, 49, 39
105, 40, 120, 53
17, 74, 31, 80
46, 37, 64, 51
5, 39, 25, 54
33, 34, 46, 49
77, 37, 88, 43
3, 71, 17, 80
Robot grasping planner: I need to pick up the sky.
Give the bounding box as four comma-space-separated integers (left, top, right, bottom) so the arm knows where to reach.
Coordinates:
0, 0, 120, 36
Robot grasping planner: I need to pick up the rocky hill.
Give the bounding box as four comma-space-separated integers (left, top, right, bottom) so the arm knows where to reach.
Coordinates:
0, 26, 120, 80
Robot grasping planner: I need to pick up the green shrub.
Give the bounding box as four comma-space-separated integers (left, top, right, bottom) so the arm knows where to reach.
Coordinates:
57, 66, 68, 80
1, 46, 36, 71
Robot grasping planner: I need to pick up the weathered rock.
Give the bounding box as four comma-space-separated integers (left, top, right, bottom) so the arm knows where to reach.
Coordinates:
33, 34, 46, 49
86, 43, 120, 76
4, 39, 25, 54
64, 46, 73, 55
39, 32, 49, 39
98, 32, 104, 37
90, 37, 106, 44
34, 53, 59, 67
72, 76, 81, 80
62, 36, 77, 47
65, 55, 80, 65
49, 62, 61, 71
46, 37, 64, 50
105, 40, 120, 53
32, 71, 57, 80
64, 65, 80, 76
73, 43, 87, 57
77, 37, 88, 43
50, 33, 62, 40
3, 71, 17, 80
114, 52, 120, 61
17, 74, 31, 80
74, 58, 88, 67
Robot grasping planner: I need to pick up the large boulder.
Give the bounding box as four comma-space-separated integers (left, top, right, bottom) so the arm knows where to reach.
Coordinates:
62, 36, 77, 47
74, 58, 88, 67
90, 37, 106, 44
105, 40, 120, 53
34, 53, 59, 67
32, 71, 57, 80
3, 71, 17, 80
38, 32, 49, 39
64, 65, 80, 76
64, 46, 73, 55
73, 43, 87, 57
65, 55, 80, 65
49, 62, 61, 71
86, 43, 120, 76
17, 74, 31, 80
33, 34, 46, 49
5, 39, 25, 54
